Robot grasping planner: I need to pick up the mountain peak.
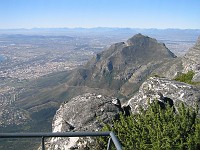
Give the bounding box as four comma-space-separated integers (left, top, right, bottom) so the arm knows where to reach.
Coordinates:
132, 33, 144, 38
124, 33, 176, 59
68, 34, 177, 96
126, 33, 156, 46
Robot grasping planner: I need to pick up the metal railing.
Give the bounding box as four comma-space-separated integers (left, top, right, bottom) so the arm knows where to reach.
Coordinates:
0, 131, 122, 150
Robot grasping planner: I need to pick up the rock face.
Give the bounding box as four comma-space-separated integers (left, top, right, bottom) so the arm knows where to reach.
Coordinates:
152, 36, 200, 81
182, 36, 200, 81
127, 77, 200, 113
44, 93, 122, 150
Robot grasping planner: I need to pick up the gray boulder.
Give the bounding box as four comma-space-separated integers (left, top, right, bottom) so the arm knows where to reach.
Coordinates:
127, 77, 200, 113
43, 93, 122, 150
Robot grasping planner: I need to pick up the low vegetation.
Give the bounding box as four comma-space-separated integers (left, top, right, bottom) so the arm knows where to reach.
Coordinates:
97, 101, 200, 150
174, 71, 198, 85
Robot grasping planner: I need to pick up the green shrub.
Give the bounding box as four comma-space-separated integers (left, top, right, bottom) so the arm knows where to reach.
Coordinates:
97, 102, 200, 150
174, 71, 197, 84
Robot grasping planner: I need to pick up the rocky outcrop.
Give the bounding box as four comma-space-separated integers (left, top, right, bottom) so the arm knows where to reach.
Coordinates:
152, 36, 200, 81
46, 77, 200, 149
127, 77, 200, 113
42, 93, 122, 150
182, 36, 200, 82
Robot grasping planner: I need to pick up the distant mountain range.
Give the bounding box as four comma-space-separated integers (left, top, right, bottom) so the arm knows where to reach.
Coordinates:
0, 28, 200, 38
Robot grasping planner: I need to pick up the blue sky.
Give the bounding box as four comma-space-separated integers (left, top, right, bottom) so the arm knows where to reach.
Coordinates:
0, 0, 200, 29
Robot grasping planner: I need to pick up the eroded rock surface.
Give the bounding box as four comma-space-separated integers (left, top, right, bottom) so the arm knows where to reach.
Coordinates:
152, 36, 200, 81
182, 36, 200, 82
127, 77, 200, 113
42, 93, 122, 150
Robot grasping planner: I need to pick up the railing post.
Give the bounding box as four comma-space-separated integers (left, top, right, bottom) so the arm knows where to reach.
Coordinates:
107, 137, 112, 150
42, 136, 45, 150
110, 132, 122, 150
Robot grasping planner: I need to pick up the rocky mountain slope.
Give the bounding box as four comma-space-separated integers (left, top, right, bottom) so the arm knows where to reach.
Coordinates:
182, 36, 200, 81
66, 33, 176, 97
153, 35, 200, 80
126, 35, 200, 114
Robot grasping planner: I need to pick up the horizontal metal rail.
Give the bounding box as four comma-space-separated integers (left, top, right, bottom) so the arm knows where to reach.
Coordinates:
0, 131, 122, 150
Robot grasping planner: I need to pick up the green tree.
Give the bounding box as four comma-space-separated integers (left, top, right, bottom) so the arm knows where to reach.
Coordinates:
97, 101, 200, 150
